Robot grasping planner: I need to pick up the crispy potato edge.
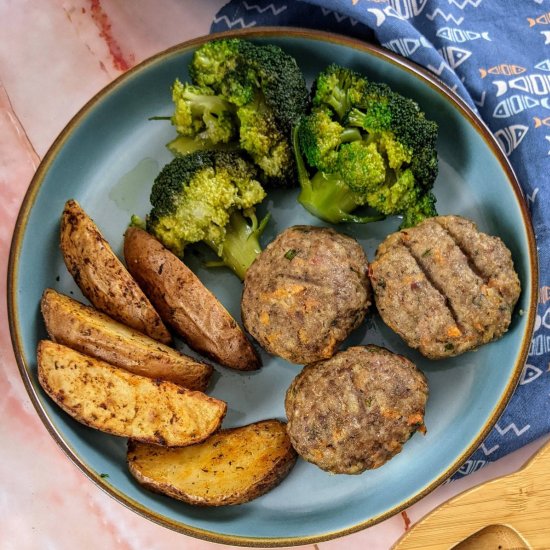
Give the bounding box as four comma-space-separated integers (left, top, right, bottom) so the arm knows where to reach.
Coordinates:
37, 340, 226, 446
126, 419, 297, 506
60, 200, 172, 344
123, 227, 261, 371
40, 288, 213, 392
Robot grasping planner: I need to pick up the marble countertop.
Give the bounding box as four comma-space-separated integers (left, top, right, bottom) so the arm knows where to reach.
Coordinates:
1, 1, 548, 549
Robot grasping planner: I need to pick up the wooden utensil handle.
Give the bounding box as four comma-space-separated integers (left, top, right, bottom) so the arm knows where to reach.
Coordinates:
393, 440, 550, 549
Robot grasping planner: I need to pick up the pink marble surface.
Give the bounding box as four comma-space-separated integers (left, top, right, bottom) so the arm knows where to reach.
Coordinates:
1, 2, 548, 549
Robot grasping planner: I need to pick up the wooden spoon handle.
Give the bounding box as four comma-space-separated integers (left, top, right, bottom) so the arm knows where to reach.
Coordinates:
392, 441, 550, 550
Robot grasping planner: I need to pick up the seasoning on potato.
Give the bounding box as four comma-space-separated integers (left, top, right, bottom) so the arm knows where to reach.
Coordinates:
369, 215, 521, 359
127, 419, 297, 506
241, 225, 372, 364
37, 340, 226, 446
124, 226, 260, 371
60, 199, 171, 343
41, 288, 213, 391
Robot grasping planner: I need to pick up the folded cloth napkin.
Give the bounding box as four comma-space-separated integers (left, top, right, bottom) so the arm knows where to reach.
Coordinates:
211, 0, 549, 479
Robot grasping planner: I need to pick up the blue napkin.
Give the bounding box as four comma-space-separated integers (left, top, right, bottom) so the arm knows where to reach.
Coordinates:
211, 0, 550, 479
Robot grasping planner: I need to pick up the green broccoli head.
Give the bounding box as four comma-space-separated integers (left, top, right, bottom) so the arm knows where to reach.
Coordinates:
347, 82, 393, 130
348, 90, 438, 190
364, 169, 418, 215
147, 151, 268, 279
298, 107, 348, 173
171, 80, 236, 144
312, 64, 369, 120
294, 65, 439, 227
186, 39, 308, 187
244, 43, 309, 133
401, 192, 437, 228
190, 39, 241, 89
337, 141, 386, 194
190, 39, 260, 107
237, 99, 293, 184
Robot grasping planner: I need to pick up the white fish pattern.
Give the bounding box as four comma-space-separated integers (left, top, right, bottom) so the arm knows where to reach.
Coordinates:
535, 59, 550, 72
457, 459, 487, 476
494, 124, 529, 156
427, 60, 452, 76
526, 188, 539, 207
368, 5, 404, 27
473, 90, 487, 107
438, 46, 472, 69
388, 0, 429, 19
493, 73, 550, 97
382, 36, 431, 56
520, 364, 543, 385
493, 95, 550, 118
436, 27, 491, 43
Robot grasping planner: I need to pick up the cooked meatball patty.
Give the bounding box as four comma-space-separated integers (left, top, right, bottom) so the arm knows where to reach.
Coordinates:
285, 345, 428, 474
241, 226, 372, 364
370, 215, 521, 359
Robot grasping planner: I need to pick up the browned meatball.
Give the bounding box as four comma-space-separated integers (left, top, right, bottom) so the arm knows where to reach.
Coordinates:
241, 226, 372, 364
369, 215, 521, 359
285, 346, 428, 474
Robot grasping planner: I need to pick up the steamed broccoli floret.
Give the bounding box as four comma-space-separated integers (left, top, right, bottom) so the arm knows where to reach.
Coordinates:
190, 39, 255, 106
146, 151, 269, 279
171, 80, 236, 145
337, 141, 386, 191
298, 107, 362, 173
401, 191, 438, 228
294, 65, 439, 228
347, 89, 438, 193
293, 126, 385, 224
166, 39, 308, 186
312, 64, 368, 119
237, 95, 294, 183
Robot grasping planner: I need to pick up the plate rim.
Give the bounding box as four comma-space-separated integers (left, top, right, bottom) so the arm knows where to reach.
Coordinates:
7, 27, 538, 547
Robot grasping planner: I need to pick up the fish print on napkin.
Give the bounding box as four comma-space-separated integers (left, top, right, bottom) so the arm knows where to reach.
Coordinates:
212, 0, 550, 479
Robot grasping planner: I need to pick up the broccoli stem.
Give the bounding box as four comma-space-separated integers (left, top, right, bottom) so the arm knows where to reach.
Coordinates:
346, 108, 367, 129
184, 92, 235, 117
205, 210, 270, 280
340, 127, 362, 143
293, 126, 385, 224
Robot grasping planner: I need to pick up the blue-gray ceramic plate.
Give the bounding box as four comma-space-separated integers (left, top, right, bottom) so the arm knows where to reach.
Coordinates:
8, 29, 537, 546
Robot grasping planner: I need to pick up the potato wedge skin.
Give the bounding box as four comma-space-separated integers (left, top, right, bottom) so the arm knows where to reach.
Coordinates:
127, 419, 297, 506
37, 340, 226, 446
41, 288, 212, 391
124, 227, 260, 371
60, 200, 171, 343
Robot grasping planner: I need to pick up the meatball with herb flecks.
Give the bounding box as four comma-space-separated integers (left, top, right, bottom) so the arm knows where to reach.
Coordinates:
285, 345, 428, 474
241, 226, 372, 364
369, 215, 521, 359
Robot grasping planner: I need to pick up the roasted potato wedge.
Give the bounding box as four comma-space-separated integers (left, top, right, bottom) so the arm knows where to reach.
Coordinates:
41, 288, 212, 391
124, 227, 260, 371
127, 419, 297, 506
37, 340, 226, 446
60, 199, 171, 343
